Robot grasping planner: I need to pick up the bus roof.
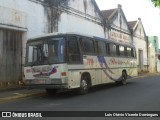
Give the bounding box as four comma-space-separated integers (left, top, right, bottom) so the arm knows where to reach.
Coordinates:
28, 32, 94, 41
94, 36, 135, 48
27, 32, 135, 48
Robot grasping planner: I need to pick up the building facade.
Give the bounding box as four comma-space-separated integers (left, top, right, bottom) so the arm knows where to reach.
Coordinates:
148, 43, 156, 73
101, 5, 132, 45
101, 5, 149, 73
156, 53, 160, 72
148, 36, 159, 72
128, 18, 148, 72
148, 36, 159, 53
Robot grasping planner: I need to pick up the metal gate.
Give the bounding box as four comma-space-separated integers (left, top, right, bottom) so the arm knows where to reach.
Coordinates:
0, 29, 22, 83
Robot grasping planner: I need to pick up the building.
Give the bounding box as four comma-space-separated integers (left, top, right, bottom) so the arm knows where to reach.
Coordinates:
156, 53, 160, 72
148, 36, 159, 53
101, 5, 149, 73
0, 0, 105, 85
148, 43, 156, 73
148, 36, 159, 72
128, 18, 148, 72
101, 4, 132, 45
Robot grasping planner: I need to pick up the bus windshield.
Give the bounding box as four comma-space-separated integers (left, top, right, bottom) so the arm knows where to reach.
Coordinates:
25, 37, 66, 66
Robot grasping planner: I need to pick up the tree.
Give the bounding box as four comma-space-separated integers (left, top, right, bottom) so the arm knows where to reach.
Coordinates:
151, 0, 160, 7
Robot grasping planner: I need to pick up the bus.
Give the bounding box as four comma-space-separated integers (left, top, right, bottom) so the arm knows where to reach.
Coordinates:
24, 33, 137, 94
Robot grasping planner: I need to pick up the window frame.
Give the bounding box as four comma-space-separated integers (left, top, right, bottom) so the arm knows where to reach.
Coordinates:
96, 41, 107, 56
67, 35, 83, 64
80, 37, 95, 55
119, 45, 125, 56
109, 43, 117, 56
131, 48, 136, 58
106, 43, 110, 56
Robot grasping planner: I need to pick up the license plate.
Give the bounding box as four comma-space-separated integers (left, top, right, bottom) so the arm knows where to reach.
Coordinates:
38, 80, 45, 84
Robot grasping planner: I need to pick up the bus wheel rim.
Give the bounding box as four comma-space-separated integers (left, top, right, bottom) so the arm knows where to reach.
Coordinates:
81, 80, 88, 90
122, 74, 126, 84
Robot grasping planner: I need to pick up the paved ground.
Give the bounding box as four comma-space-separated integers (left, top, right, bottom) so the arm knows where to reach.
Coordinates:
0, 72, 157, 102
0, 73, 160, 120
0, 73, 160, 118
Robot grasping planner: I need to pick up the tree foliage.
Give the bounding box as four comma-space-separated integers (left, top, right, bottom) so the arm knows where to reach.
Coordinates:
151, 0, 160, 7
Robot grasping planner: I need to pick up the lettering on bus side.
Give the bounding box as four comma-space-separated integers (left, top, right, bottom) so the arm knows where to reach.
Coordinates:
86, 58, 94, 66
109, 58, 131, 65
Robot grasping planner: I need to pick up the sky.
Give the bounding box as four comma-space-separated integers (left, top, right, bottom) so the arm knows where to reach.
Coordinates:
95, 0, 160, 48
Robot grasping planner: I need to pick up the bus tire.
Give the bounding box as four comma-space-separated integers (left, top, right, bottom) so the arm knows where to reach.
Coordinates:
78, 76, 89, 95
121, 71, 127, 85
46, 89, 58, 95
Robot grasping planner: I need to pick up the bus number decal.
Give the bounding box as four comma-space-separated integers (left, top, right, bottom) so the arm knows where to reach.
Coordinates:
87, 58, 94, 65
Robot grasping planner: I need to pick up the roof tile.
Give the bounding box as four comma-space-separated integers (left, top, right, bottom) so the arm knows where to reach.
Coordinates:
101, 9, 116, 19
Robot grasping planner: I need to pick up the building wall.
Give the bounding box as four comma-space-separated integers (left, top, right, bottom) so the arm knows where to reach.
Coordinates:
133, 37, 148, 71
0, 0, 46, 38
67, 0, 101, 18
156, 54, 160, 72
0, 29, 23, 82
58, 0, 105, 37
133, 21, 148, 72
149, 44, 156, 73
0, 0, 47, 69
148, 36, 159, 53
58, 12, 104, 37
108, 6, 132, 45
148, 36, 159, 72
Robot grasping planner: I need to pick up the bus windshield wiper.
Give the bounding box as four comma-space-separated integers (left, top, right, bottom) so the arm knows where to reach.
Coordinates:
31, 56, 40, 67
31, 48, 51, 66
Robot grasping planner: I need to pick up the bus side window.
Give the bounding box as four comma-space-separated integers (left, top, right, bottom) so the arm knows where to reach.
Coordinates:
106, 43, 110, 55
79, 37, 83, 52
97, 41, 106, 56
124, 47, 127, 56
116, 45, 120, 56
110, 44, 116, 56
131, 48, 136, 58
81, 38, 95, 55
68, 36, 81, 63
127, 47, 132, 57
119, 45, 125, 56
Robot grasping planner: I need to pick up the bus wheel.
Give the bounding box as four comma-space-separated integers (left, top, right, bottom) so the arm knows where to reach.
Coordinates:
46, 89, 58, 95
78, 76, 89, 95
121, 71, 127, 85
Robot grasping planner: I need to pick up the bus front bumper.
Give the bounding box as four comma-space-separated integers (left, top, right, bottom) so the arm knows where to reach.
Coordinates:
25, 78, 68, 89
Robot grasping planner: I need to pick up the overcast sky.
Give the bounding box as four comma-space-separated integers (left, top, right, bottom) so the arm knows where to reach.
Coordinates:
95, 0, 160, 47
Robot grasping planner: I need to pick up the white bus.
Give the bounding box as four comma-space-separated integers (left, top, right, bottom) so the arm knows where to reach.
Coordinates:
24, 33, 137, 94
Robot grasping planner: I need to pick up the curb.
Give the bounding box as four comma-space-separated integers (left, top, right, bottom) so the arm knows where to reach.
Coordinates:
0, 92, 46, 103
138, 73, 160, 77
129, 73, 160, 80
